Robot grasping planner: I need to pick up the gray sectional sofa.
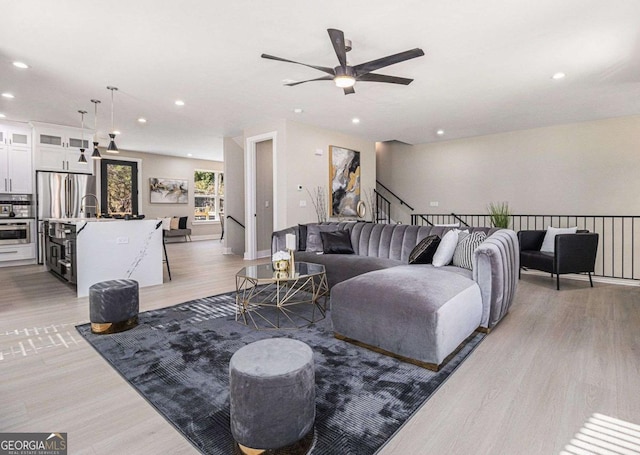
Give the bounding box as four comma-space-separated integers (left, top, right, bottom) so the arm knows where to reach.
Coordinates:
272, 222, 519, 370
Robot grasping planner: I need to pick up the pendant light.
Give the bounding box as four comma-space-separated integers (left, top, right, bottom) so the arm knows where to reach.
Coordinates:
90, 99, 102, 159
106, 86, 119, 153
78, 110, 88, 163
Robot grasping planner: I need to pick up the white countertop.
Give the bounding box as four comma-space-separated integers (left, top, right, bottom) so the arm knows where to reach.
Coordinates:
46, 218, 144, 223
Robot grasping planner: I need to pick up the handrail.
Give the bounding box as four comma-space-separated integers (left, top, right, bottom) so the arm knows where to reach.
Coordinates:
226, 215, 245, 229
376, 180, 415, 211
373, 189, 391, 224
373, 189, 391, 205
411, 213, 640, 281
451, 213, 470, 227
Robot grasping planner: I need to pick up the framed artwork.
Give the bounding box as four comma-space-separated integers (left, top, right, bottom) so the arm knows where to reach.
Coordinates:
329, 146, 361, 216
149, 177, 188, 204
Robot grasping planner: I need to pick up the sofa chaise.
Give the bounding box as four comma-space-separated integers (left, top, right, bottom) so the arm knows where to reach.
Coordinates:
272, 222, 519, 370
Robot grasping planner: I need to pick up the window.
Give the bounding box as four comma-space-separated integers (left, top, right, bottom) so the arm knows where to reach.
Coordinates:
100, 159, 139, 216
194, 170, 224, 221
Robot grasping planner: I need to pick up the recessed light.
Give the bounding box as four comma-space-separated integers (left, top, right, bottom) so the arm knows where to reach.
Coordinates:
175, 100, 185, 106
187, 153, 193, 157
436, 129, 445, 135
293, 108, 303, 114
12, 61, 29, 69
113, 130, 121, 135
552, 72, 566, 80
138, 118, 147, 123
352, 118, 360, 124
0, 113, 5, 118
1, 93, 15, 99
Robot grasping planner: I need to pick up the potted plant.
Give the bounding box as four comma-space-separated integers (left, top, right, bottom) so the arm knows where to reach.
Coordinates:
487, 202, 511, 228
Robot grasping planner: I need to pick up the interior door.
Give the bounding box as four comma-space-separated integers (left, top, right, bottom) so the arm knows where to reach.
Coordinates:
255, 140, 273, 254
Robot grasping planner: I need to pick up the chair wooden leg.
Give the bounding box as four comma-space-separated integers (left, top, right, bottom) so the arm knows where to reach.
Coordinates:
588, 272, 593, 287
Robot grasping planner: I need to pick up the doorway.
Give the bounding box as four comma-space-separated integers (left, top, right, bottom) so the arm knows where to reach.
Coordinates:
255, 140, 273, 256
245, 132, 278, 260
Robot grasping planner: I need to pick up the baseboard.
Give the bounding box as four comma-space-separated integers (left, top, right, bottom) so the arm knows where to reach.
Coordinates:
190, 234, 221, 241
223, 247, 234, 255
521, 269, 639, 287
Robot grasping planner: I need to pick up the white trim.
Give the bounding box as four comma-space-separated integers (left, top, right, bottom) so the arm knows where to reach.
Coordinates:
244, 131, 278, 261
256, 249, 271, 259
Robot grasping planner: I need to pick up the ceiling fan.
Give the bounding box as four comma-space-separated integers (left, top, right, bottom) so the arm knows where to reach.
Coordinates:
261, 28, 425, 95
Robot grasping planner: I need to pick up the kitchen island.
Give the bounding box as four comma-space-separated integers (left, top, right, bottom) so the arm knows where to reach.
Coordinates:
44, 218, 163, 297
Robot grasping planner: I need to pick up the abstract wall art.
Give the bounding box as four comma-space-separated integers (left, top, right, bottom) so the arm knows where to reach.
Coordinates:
329, 146, 361, 217
149, 178, 188, 204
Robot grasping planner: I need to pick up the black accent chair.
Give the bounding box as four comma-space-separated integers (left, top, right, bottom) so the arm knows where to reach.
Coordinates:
518, 230, 599, 290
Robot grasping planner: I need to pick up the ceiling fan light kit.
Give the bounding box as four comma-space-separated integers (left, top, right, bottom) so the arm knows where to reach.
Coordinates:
262, 28, 424, 95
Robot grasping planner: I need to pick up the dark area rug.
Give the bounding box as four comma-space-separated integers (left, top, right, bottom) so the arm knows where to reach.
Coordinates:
76, 292, 484, 455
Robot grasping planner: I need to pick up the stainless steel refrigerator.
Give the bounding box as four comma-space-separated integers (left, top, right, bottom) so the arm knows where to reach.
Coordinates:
36, 171, 97, 263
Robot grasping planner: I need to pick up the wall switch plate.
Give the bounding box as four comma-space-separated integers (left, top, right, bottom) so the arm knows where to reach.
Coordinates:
315, 148, 323, 156
430, 201, 439, 207
299, 200, 307, 207
117, 237, 129, 244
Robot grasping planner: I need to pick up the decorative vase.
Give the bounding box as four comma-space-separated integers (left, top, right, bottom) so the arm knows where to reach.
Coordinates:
273, 259, 289, 271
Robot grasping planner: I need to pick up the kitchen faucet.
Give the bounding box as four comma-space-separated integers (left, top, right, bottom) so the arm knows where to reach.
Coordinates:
80, 194, 101, 218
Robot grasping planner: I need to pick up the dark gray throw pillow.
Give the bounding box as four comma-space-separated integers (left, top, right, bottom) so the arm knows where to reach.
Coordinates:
408, 235, 441, 264
298, 224, 308, 251
321, 230, 354, 254
178, 216, 188, 229
306, 224, 339, 252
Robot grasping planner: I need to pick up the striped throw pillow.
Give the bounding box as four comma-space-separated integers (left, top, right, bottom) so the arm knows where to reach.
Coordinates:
452, 231, 487, 270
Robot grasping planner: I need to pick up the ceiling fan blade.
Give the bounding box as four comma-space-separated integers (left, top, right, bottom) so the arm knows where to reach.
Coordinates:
261, 54, 335, 76
343, 86, 355, 95
353, 48, 425, 76
285, 76, 334, 86
357, 73, 414, 85
327, 28, 347, 69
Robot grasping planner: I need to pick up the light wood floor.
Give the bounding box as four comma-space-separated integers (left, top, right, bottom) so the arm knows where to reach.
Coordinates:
1, 241, 639, 455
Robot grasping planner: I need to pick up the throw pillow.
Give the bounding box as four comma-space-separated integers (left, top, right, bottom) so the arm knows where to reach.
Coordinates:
178, 216, 188, 229
298, 224, 308, 251
432, 230, 460, 267
170, 217, 180, 230
321, 230, 354, 254
158, 217, 172, 230
408, 235, 441, 264
306, 224, 339, 253
540, 226, 578, 253
453, 231, 487, 270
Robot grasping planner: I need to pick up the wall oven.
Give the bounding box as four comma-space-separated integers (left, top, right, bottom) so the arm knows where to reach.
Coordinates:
0, 221, 31, 245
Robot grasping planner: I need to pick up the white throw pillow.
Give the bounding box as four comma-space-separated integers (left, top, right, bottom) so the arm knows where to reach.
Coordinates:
158, 217, 172, 230
432, 229, 467, 267
540, 226, 578, 253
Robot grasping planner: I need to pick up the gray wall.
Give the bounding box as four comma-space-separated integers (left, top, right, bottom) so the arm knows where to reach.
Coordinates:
95, 148, 223, 238
377, 115, 640, 216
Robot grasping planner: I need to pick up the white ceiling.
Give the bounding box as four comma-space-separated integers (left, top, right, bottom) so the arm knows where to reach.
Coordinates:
1, 0, 640, 162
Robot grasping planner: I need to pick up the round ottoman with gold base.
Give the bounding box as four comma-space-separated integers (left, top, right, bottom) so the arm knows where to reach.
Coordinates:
229, 338, 315, 454
89, 279, 139, 334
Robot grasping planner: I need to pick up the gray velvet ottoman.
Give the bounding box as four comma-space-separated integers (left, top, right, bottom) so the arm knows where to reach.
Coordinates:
89, 279, 139, 334
229, 338, 315, 453
331, 265, 483, 370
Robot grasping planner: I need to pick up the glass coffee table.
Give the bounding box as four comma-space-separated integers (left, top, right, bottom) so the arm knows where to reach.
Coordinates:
235, 262, 328, 330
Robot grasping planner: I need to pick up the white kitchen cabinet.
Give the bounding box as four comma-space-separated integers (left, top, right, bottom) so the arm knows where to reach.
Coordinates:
31, 122, 94, 174
0, 122, 33, 194
0, 243, 37, 265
